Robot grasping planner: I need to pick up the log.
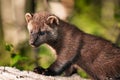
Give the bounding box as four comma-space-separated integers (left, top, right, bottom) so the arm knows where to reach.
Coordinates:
0, 66, 89, 80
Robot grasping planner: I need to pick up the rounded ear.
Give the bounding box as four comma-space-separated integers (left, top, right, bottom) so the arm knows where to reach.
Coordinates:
47, 16, 59, 25
25, 13, 33, 23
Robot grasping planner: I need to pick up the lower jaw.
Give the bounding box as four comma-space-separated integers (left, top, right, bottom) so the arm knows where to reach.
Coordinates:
31, 45, 36, 47
30, 43, 42, 48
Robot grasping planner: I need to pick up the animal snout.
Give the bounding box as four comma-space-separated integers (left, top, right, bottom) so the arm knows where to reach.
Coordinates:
29, 39, 35, 45
29, 34, 38, 46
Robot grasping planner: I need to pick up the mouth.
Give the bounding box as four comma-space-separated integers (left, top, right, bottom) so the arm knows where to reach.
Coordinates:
29, 42, 43, 48
30, 44, 40, 47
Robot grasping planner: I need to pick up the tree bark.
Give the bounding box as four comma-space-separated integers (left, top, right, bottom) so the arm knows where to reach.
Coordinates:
0, 66, 89, 80
1, 0, 27, 46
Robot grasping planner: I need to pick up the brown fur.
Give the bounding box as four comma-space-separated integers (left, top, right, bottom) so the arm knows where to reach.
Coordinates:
25, 11, 120, 80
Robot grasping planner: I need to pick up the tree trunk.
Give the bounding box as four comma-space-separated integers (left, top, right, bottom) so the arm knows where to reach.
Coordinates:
25, 0, 35, 13
0, 66, 89, 80
0, 0, 4, 43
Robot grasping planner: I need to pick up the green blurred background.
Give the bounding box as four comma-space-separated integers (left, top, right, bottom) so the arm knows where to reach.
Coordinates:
0, 0, 120, 79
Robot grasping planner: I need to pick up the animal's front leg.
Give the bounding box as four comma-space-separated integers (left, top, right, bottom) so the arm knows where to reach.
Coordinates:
43, 58, 72, 76
42, 51, 79, 76
64, 64, 80, 76
39, 39, 80, 76
32, 56, 71, 76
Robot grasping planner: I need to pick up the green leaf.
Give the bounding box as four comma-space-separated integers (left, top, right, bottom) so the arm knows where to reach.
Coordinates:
5, 43, 14, 52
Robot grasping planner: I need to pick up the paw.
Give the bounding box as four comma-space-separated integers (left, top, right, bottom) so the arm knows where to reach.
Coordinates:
33, 66, 55, 76
33, 66, 46, 74
39, 69, 55, 76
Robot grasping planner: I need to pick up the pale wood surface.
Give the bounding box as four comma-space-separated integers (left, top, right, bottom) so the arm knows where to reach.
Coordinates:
0, 66, 89, 80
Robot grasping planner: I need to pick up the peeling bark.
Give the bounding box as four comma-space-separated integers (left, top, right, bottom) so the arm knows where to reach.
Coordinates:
0, 66, 89, 80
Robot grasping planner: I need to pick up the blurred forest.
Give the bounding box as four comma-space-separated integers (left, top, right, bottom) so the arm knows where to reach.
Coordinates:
0, 0, 120, 79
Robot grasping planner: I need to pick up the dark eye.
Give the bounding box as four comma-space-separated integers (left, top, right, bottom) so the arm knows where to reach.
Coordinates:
39, 31, 45, 35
